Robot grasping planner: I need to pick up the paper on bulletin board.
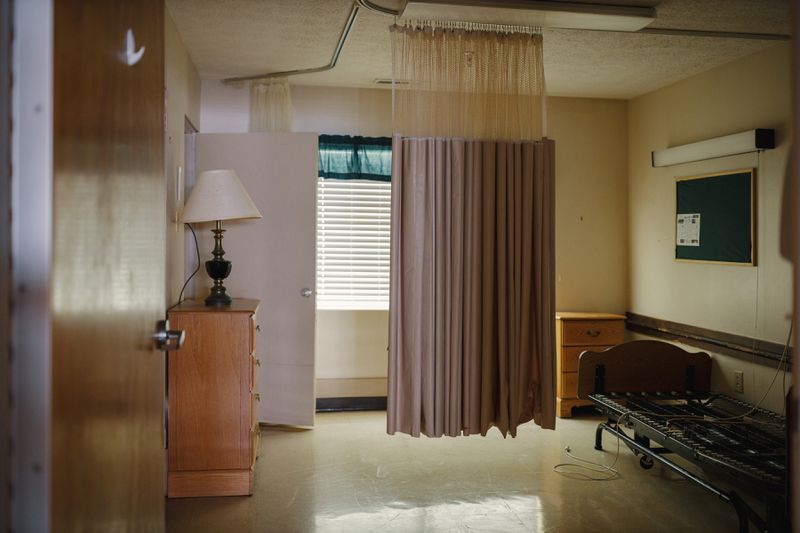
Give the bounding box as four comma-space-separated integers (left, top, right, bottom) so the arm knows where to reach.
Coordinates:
676, 213, 701, 246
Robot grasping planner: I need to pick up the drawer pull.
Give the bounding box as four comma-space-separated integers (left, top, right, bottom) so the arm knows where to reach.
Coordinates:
255, 358, 261, 367
587, 330, 601, 337
255, 324, 261, 332
254, 393, 261, 402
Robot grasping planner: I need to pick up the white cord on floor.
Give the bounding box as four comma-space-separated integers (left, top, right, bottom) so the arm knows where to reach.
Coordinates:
552, 429, 623, 482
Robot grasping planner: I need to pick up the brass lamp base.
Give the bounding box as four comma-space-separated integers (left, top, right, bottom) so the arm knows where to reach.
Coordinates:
204, 221, 233, 306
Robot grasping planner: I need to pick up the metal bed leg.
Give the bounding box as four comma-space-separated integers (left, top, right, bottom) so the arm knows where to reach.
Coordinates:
594, 422, 606, 450
728, 491, 750, 533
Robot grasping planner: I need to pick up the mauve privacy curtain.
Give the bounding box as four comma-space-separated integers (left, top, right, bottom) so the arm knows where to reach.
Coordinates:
388, 137, 556, 437
387, 22, 555, 437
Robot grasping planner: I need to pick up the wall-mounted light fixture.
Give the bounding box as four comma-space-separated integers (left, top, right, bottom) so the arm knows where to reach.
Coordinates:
651, 129, 775, 167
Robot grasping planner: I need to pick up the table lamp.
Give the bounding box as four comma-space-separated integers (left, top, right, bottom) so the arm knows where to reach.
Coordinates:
181, 169, 262, 306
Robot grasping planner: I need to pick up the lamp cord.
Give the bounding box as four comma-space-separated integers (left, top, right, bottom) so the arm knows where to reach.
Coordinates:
166, 223, 201, 316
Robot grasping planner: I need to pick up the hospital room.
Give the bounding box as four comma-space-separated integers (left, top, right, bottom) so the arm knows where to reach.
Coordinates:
4, 0, 796, 531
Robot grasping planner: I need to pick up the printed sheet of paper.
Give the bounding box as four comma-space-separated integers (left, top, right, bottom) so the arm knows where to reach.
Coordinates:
676, 213, 700, 246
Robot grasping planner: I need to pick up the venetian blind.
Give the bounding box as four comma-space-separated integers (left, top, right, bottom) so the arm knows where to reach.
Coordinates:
316, 178, 391, 309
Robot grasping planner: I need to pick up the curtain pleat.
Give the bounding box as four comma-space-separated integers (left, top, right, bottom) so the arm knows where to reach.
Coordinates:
532, 141, 557, 427
479, 141, 497, 434
462, 141, 481, 434
388, 136, 556, 437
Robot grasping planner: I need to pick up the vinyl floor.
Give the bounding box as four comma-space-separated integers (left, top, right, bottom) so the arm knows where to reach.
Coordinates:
166, 410, 750, 532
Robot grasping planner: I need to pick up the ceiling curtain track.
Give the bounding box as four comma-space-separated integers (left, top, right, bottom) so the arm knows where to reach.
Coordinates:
390, 22, 547, 140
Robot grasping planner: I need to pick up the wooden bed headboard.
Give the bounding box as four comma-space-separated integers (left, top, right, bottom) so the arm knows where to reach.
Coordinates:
576, 340, 712, 399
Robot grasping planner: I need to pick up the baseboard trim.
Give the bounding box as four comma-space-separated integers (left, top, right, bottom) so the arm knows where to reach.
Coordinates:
316, 397, 387, 412
316, 377, 387, 398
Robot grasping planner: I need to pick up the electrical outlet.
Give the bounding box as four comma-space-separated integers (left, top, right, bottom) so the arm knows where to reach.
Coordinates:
733, 370, 744, 393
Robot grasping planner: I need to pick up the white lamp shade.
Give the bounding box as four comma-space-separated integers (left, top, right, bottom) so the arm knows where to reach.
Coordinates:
181, 169, 262, 223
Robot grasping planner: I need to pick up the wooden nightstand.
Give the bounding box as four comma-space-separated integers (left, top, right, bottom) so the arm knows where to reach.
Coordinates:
556, 312, 625, 418
166, 299, 261, 497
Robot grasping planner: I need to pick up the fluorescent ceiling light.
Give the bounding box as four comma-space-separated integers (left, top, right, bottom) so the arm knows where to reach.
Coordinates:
398, 0, 656, 32
651, 129, 775, 167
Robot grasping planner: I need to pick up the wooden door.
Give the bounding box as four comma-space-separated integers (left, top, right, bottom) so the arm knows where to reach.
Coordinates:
791, 2, 799, 527
52, 0, 166, 529
195, 133, 318, 426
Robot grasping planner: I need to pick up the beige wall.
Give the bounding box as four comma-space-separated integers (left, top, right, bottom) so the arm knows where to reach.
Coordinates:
198, 81, 393, 135
628, 43, 792, 412
314, 312, 389, 379
199, 79, 249, 133
165, 8, 201, 304
292, 85, 393, 136
315, 310, 390, 399
549, 97, 628, 314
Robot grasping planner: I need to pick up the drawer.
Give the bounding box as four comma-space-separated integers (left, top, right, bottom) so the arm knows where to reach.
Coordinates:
249, 315, 256, 355
251, 392, 260, 428
558, 372, 578, 398
561, 345, 613, 373
250, 355, 260, 392
561, 319, 624, 346
250, 427, 260, 469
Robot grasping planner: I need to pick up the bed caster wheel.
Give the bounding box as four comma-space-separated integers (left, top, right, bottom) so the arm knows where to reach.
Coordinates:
640, 456, 654, 469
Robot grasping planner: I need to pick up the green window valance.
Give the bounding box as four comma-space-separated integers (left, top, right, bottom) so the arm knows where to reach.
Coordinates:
318, 135, 392, 182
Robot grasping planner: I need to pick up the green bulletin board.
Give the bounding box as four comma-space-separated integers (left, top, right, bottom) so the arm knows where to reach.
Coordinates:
675, 169, 754, 265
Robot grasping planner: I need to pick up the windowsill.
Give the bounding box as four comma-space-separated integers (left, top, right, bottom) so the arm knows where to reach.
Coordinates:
317, 302, 389, 311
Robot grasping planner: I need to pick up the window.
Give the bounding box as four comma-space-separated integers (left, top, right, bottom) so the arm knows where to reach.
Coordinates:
316, 179, 391, 309
316, 135, 392, 310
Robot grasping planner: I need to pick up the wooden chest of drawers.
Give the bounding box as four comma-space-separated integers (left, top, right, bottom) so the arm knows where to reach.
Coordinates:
556, 312, 625, 418
167, 299, 261, 497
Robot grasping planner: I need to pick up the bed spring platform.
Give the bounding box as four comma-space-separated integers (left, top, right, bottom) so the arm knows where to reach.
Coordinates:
577, 341, 788, 533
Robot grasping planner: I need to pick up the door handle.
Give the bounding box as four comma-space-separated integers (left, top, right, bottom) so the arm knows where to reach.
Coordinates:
153, 319, 185, 351
301, 288, 313, 298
